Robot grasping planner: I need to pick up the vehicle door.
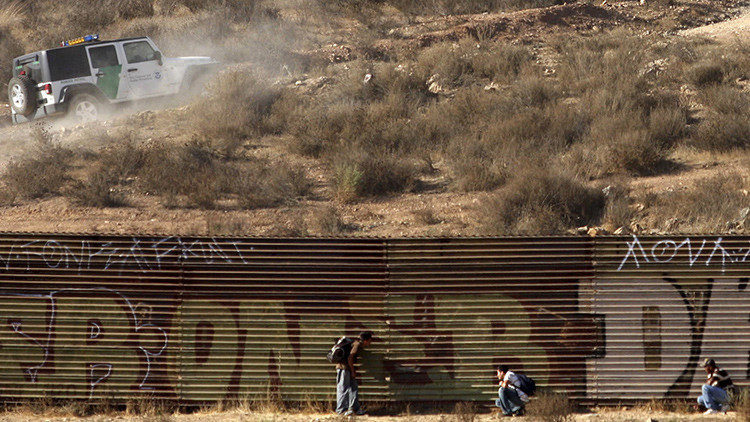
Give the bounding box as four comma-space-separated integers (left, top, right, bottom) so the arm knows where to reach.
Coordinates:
85, 43, 128, 100
121, 39, 169, 99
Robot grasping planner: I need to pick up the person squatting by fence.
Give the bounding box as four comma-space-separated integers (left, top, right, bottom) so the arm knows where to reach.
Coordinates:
697, 358, 733, 414
495, 365, 529, 416
336, 331, 373, 416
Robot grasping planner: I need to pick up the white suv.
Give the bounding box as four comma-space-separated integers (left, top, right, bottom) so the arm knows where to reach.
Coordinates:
8, 35, 218, 124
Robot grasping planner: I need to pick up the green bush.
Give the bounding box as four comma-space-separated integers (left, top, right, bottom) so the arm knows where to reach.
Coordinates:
331, 147, 416, 202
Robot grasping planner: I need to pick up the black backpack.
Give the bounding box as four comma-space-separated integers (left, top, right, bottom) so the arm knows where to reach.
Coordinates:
326, 337, 354, 364
515, 373, 536, 396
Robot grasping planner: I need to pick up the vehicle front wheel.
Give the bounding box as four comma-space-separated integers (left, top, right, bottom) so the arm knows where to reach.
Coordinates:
68, 93, 103, 124
8, 76, 38, 116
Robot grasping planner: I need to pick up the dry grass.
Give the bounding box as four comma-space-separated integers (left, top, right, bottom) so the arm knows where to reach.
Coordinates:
735, 388, 750, 422
527, 392, 575, 422
637, 170, 750, 233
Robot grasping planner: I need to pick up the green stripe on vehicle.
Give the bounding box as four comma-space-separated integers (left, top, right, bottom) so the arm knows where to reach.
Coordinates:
96, 64, 122, 99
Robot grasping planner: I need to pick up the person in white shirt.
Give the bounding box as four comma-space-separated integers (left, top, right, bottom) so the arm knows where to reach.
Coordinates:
495, 365, 529, 416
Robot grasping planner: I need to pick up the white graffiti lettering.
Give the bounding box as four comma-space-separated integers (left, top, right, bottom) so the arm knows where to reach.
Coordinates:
618, 235, 747, 273
0, 237, 249, 274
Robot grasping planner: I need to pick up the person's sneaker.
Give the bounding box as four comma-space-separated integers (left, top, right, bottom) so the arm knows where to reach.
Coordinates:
344, 410, 354, 416
704, 408, 718, 415
355, 409, 367, 416
720, 404, 731, 413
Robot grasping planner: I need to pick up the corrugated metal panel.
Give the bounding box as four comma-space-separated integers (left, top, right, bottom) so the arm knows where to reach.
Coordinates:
593, 235, 750, 402
178, 238, 388, 402
2, 233, 745, 405
385, 238, 598, 402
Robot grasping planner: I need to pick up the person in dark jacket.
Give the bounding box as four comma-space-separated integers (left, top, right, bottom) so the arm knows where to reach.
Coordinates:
336, 331, 373, 416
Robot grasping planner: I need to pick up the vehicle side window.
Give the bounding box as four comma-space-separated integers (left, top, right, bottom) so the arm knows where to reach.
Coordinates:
47, 46, 90, 81
89, 45, 119, 68
124, 41, 157, 64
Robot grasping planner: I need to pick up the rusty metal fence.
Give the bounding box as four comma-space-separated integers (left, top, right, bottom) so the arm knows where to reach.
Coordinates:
0, 233, 747, 404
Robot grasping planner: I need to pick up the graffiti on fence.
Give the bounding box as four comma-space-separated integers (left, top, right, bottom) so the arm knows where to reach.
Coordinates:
617, 235, 750, 272
0, 237, 248, 273
0, 288, 171, 398
590, 276, 750, 399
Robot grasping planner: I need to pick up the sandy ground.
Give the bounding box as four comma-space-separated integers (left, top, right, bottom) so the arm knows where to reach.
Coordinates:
0, 407, 740, 422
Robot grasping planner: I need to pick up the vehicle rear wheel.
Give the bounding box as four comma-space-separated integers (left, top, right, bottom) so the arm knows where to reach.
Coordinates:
8, 76, 38, 116
69, 93, 102, 124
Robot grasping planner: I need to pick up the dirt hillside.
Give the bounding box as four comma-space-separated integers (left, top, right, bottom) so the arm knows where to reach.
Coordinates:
0, 0, 748, 237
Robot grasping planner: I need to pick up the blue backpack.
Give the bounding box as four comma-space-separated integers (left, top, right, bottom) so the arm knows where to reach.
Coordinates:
515, 373, 536, 396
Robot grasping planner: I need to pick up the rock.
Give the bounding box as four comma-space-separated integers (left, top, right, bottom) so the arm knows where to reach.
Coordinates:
484, 82, 500, 91
588, 227, 608, 236
613, 226, 626, 235
577, 226, 589, 234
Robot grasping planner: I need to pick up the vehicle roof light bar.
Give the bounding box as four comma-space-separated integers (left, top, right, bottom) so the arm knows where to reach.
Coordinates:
60, 34, 99, 47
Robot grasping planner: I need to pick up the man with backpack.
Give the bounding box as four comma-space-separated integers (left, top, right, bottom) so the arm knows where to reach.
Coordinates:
333, 331, 373, 416
495, 365, 532, 416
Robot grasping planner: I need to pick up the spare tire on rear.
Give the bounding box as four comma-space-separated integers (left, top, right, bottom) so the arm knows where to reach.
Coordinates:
8, 76, 38, 116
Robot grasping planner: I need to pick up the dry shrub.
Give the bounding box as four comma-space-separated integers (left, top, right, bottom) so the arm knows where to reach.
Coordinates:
68, 168, 128, 207
646, 171, 749, 233
284, 98, 360, 158
412, 207, 440, 225
699, 84, 750, 116
138, 140, 229, 208
192, 70, 281, 155
98, 137, 145, 180
415, 40, 475, 88
204, 214, 248, 236
414, 39, 536, 89
687, 61, 724, 87
690, 85, 750, 152
566, 110, 674, 179
691, 113, 750, 152
735, 388, 750, 422
116, 0, 155, 20
0, 24, 24, 83
448, 137, 508, 192
453, 401, 477, 422
601, 182, 633, 231
481, 169, 605, 235
2, 125, 72, 200
234, 161, 309, 210
471, 44, 535, 83
389, 0, 559, 15
310, 206, 347, 235
555, 30, 647, 96
527, 392, 575, 422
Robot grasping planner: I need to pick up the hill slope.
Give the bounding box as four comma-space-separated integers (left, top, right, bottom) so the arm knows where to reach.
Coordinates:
0, 0, 748, 237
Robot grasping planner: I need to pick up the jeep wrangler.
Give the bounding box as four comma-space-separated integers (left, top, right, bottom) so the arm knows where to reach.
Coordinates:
8, 34, 218, 124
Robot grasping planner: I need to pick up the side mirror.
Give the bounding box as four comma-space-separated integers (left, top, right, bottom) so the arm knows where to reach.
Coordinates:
154, 51, 162, 66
